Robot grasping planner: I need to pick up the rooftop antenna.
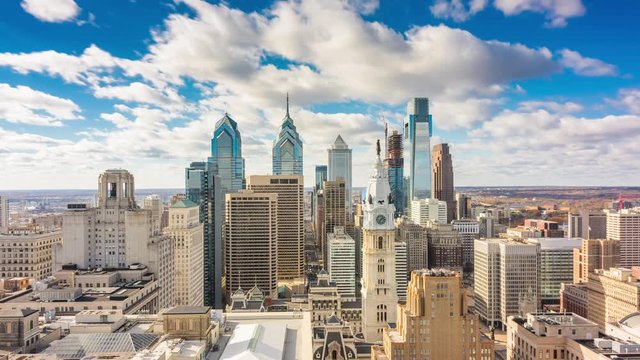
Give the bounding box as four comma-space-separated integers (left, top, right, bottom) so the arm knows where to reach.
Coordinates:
286, 92, 290, 118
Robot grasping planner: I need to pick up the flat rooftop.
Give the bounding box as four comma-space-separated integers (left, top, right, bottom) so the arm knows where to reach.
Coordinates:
163, 306, 211, 315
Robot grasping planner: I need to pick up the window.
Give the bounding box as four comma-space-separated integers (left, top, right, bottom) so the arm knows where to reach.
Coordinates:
378, 237, 383, 249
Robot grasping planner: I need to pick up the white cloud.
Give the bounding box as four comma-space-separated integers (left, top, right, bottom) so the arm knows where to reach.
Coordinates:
559, 49, 618, 77
518, 100, 583, 113
93, 82, 184, 109
21, 0, 80, 23
0, 83, 82, 126
430, 0, 585, 27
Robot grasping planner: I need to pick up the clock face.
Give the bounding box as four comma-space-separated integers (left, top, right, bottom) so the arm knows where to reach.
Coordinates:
376, 214, 386, 225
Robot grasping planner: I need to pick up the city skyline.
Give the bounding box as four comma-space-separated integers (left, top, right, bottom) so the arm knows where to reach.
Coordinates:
1, 0, 640, 190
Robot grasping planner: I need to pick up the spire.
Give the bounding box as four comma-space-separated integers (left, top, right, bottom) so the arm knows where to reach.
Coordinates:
286, 92, 290, 118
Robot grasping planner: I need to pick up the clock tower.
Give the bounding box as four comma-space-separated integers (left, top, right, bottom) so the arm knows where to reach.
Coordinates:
361, 139, 398, 342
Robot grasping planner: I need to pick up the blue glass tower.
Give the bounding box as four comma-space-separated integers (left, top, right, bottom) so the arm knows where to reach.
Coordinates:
315, 165, 327, 190
272, 94, 303, 176
209, 113, 246, 193
404, 98, 432, 201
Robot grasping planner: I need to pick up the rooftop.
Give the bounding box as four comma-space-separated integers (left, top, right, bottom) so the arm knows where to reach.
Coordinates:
163, 306, 211, 315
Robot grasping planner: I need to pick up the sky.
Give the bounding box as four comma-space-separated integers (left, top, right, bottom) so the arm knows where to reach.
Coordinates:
0, 0, 639, 190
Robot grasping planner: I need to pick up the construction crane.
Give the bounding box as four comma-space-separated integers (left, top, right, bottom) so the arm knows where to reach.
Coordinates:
618, 193, 640, 210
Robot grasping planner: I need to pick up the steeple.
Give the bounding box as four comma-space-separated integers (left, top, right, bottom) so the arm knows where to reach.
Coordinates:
363, 139, 395, 230
286, 92, 290, 118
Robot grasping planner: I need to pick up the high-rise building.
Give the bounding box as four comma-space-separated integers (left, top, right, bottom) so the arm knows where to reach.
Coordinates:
384, 129, 404, 217
361, 141, 398, 342
0, 195, 8, 231
314, 190, 326, 256
432, 143, 455, 223
247, 175, 304, 280
328, 135, 352, 216
396, 218, 429, 274
410, 198, 447, 225
560, 283, 589, 319
395, 241, 408, 302
0, 228, 62, 279
315, 165, 327, 191
167, 199, 204, 306
587, 267, 640, 329
372, 269, 494, 360
427, 223, 463, 272
568, 209, 607, 239
272, 94, 303, 176
606, 209, 640, 267
143, 195, 163, 234
326, 227, 356, 298
455, 193, 471, 220
323, 179, 346, 265
573, 239, 620, 284
224, 190, 278, 300
474, 238, 540, 329
185, 161, 224, 308
209, 113, 245, 193
404, 97, 432, 201
525, 238, 581, 304
452, 218, 480, 272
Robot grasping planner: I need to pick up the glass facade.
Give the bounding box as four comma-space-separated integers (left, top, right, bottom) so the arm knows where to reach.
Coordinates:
328, 135, 352, 216
404, 98, 432, 201
315, 165, 327, 190
210, 114, 245, 193
272, 107, 303, 176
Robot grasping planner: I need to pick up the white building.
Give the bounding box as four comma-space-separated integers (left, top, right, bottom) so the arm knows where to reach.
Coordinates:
410, 198, 447, 225
143, 194, 163, 235
606, 208, 640, 268
0, 195, 8, 231
168, 199, 204, 307
474, 238, 540, 329
328, 135, 353, 217
361, 142, 398, 342
452, 218, 480, 271
0, 228, 62, 280
525, 237, 581, 304
395, 241, 408, 303
327, 227, 356, 298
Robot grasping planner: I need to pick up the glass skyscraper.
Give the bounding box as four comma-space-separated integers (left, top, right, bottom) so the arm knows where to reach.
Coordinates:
209, 113, 246, 193
272, 95, 303, 176
404, 98, 433, 201
384, 129, 405, 217
315, 165, 327, 190
328, 135, 352, 216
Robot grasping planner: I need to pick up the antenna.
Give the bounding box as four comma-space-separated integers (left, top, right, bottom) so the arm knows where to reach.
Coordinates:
286, 92, 290, 118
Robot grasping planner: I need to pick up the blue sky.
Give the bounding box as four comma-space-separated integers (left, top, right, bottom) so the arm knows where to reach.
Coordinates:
0, 0, 639, 189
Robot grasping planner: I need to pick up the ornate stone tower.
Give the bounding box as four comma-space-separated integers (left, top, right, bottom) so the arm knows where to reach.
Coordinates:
361, 140, 398, 342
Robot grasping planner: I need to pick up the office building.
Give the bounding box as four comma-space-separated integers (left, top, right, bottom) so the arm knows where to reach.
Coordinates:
568, 209, 607, 239
397, 218, 429, 273
247, 175, 304, 279
384, 129, 405, 217
272, 95, 303, 176
523, 219, 564, 237
143, 195, 163, 234
0, 228, 62, 280
587, 267, 640, 329
478, 211, 499, 238
0, 195, 8, 231
322, 179, 346, 265
395, 241, 408, 302
372, 269, 494, 360
315, 165, 327, 190
456, 192, 471, 220
326, 227, 356, 298
606, 208, 640, 267
328, 135, 352, 217
427, 223, 463, 272
432, 143, 455, 223
452, 218, 480, 272
209, 113, 246, 193
314, 190, 326, 255
410, 198, 447, 225
560, 283, 589, 319
573, 239, 620, 284
361, 141, 398, 342
474, 238, 540, 329
526, 238, 581, 304
404, 97, 432, 201
225, 190, 278, 300
167, 199, 204, 306
185, 161, 224, 308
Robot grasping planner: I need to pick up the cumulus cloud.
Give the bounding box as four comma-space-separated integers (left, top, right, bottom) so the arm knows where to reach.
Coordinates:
92, 82, 185, 109
431, 0, 585, 27
0, 83, 82, 126
21, 0, 80, 23
559, 49, 618, 77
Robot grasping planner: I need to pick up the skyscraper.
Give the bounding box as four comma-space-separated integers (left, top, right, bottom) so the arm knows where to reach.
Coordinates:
328, 135, 352, 216
272, 94, 303, 176
225, 190, 278, 300
573, 239, 620, 284
568, 209, 607, 239
410, 198, 447, 225
0, 195, 8, 232
427, 223, 463, 272
327, 226, 356, 298
315, 165, 327, 191
209, 113, 245, 193
432, 143, 454, 223
322, 180, 346, 266
606, 209, 640, 268
185, 161, 223, 308
404, 98, 432, 201
455, 192, 471, 220
247, 175, 304, 280
384, 130, 405, 217
168, 199, 204, 306
361, 140, 398, 342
